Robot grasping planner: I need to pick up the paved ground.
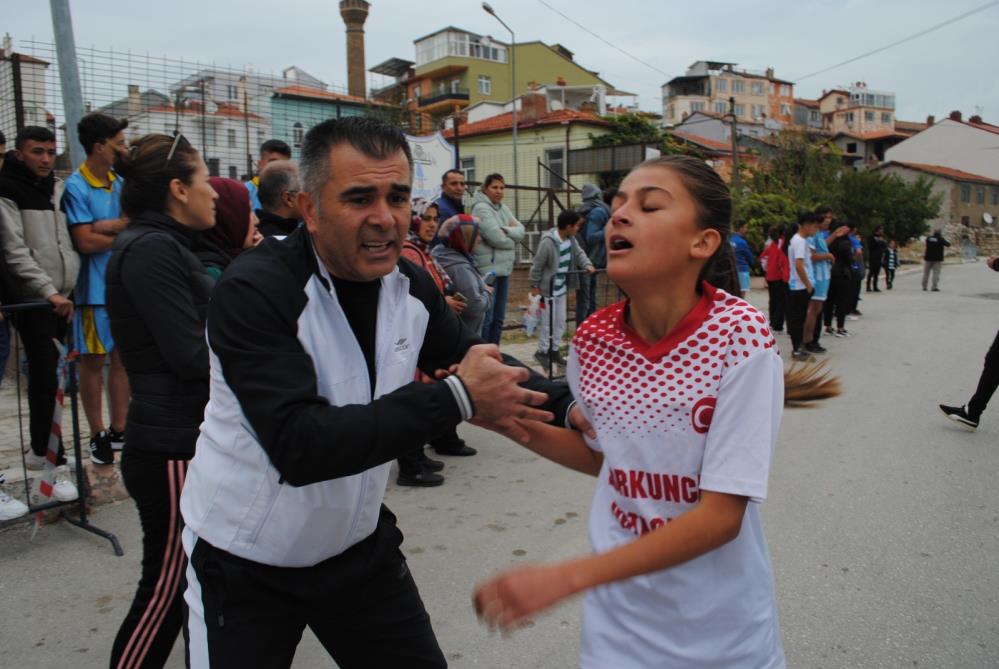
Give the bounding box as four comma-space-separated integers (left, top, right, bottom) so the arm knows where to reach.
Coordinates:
2, 261, 998, 668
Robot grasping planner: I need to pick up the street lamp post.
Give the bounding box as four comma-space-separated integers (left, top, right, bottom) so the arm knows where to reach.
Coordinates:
482, 2, 518, 217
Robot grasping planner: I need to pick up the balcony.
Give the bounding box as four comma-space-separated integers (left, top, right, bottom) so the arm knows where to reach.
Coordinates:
417, 88, 470, 112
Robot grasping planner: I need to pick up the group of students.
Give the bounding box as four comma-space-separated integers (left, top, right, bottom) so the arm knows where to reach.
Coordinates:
759, 206, 901, 361
0, 112, 843, 668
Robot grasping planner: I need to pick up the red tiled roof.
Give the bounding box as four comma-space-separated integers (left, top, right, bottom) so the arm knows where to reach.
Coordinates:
442, 108, 610, 139
273, 85, 393, 107
894, 119, 928, 135
145, 104, 265, 121
671, 131, 754, 158
967, 119, 999, 136
795, 98, 820, 108
880, 161, 999, 186
0, 49, 49, 65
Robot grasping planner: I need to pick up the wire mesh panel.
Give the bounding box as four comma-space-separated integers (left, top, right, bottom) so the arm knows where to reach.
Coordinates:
0, 38, 405, 179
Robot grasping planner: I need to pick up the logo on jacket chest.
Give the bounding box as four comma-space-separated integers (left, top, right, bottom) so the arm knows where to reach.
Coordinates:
394, 337, 409, 352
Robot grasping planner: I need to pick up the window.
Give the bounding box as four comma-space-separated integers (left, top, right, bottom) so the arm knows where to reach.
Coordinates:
881, 112, 892, 124
207, 158, 220, 177
865, 111, 875, 122
751, 104, 765, 118
292, 122, 304, 148
478, 75, 492, 95
751, 82, 764, 96
715, 78, 727, 93
810, 110, 820, 123
228, 165, 238, 179
780, 103, 791, 116
992, 188, 999, 205
732, 80, 744, 94
846, 112, 855, 124
846, 142, 857, 154
691, 101, 705, 112
714, 101, 727, 114
227, 128, 236, 149
768, 83, 776, 95
977, 186, 986, 204
451, 79, 461, 94
227, 84, 238, 100
459, 156, 475, 183
733, 103, 745, 117
257, 129, 265, 146
545, 148, 565, 188
781, 84, 792, 97
961, 184, 971, 202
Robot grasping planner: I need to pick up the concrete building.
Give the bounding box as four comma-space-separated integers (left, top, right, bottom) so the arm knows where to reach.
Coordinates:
877, 161, 999, 251
885, 112, 999, 181
819, 83, 896, 136
671, 110, 778, 143
373, 28, 615, 131
269, 85, 390, 159
0, 38, 55, 147
661, 61, 794, 128
793, 98, 823, 130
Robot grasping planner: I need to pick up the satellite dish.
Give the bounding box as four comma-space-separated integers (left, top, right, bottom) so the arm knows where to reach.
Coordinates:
984, 212, 995, 225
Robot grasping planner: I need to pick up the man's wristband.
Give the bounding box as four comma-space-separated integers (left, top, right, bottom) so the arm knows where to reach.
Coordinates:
443, 374, 475, 421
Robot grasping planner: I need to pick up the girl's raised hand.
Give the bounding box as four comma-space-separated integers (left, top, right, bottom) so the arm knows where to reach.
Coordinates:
473, 563, 577, 631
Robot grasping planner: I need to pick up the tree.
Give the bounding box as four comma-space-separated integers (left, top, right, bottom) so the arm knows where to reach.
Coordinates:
735, 192, 798, 251
589, 114, 687, 189
834, 170, 941, 242
748, 129, 843, 209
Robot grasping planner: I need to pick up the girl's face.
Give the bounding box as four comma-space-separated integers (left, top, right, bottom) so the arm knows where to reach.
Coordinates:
419, 207, 439, 243
484, 179, 505, 204
605, 165, 719, 290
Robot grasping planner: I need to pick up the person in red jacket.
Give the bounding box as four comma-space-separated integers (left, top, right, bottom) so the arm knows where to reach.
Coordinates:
760, 225, 790, 333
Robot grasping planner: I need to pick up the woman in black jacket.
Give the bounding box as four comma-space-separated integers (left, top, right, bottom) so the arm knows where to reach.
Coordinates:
106, 133, 217, 669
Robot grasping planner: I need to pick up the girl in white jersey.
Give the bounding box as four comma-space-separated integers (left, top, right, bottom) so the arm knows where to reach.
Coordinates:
473, 156, 837, 668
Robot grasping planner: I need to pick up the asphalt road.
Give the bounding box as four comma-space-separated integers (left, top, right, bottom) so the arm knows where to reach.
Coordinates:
1, 261, 997, 668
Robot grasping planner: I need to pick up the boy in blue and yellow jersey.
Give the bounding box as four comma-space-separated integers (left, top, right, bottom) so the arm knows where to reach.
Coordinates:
64, 113, 130, 465
246, 139, 291, 211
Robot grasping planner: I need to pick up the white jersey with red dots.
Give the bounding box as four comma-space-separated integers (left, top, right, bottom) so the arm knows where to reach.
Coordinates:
569, 283, 786, 669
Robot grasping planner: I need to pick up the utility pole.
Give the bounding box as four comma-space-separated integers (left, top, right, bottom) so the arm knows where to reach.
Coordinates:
50, 0, 86, 168
728, 96, 741, 193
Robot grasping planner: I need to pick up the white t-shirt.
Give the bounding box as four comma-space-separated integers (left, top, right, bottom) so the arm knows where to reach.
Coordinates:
787, 233, 813, 291
568, 285, 786, 669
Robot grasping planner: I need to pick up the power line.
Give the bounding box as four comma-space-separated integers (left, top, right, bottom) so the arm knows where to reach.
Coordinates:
533, 0, 671, 77
794, 0, 999, 81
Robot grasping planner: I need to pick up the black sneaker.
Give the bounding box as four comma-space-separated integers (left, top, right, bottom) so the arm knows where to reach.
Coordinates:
418, 451, 445, 472
108, 428, 126, 451
89, 431, 115, 465
804, 342, 827, 354
533, 349, 550, 368
396, 470, 445, 487
791, 349, 815, 362
550, 349, 567, 366
430, 435, 477, 457
939, 404, 978, 431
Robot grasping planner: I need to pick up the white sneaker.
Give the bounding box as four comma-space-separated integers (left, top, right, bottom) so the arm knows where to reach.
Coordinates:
51, 466, 78, 503
24, 451, 46, 470
0, 474, 29, 521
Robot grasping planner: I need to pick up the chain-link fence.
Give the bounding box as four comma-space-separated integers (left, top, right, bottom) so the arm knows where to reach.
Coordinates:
0, 37, 405, 179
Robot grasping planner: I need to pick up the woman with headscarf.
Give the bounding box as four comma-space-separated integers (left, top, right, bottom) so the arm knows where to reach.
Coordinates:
432, 214, 492, 335
195, 177, 261, 279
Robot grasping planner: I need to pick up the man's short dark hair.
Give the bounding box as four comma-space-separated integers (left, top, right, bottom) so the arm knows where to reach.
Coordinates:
260, 139, 291, 158
557, 209, 582, 230
798, 210, 822, 225
0, 130, 6, 146
77, 113, 128, 155
442, 169, 464, 185
15, 126, 56, 149
814, 204, 833, 216
258, 161, 300, 212
299, 117, 413, 201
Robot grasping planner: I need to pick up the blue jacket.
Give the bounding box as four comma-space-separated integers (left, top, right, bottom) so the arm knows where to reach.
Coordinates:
577, 184, 610, 268
434, 193, 464, 222
731, 233, 755, 272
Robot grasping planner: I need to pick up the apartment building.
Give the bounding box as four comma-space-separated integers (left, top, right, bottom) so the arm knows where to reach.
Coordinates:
661, 61, 794, 127
818, 82, 896, 135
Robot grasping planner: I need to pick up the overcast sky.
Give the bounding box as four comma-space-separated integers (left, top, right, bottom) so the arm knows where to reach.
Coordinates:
7, 0, 998, 123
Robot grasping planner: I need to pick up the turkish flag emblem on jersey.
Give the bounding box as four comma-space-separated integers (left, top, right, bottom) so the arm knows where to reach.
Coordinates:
690, 396, 716, 434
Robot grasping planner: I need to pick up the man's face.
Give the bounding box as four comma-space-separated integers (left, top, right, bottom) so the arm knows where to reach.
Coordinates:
443, 172, 466, 200
16, 140, 56, 179
822, 212, 833, 227
300, 143, 412, 282
96, 130, 127, 164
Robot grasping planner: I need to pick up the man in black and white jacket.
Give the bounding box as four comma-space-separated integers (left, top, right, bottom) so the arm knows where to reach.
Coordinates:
180, 117, 578, 668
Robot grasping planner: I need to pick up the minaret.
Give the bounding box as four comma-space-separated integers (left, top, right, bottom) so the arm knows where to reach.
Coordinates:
339, 0, 370, 98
